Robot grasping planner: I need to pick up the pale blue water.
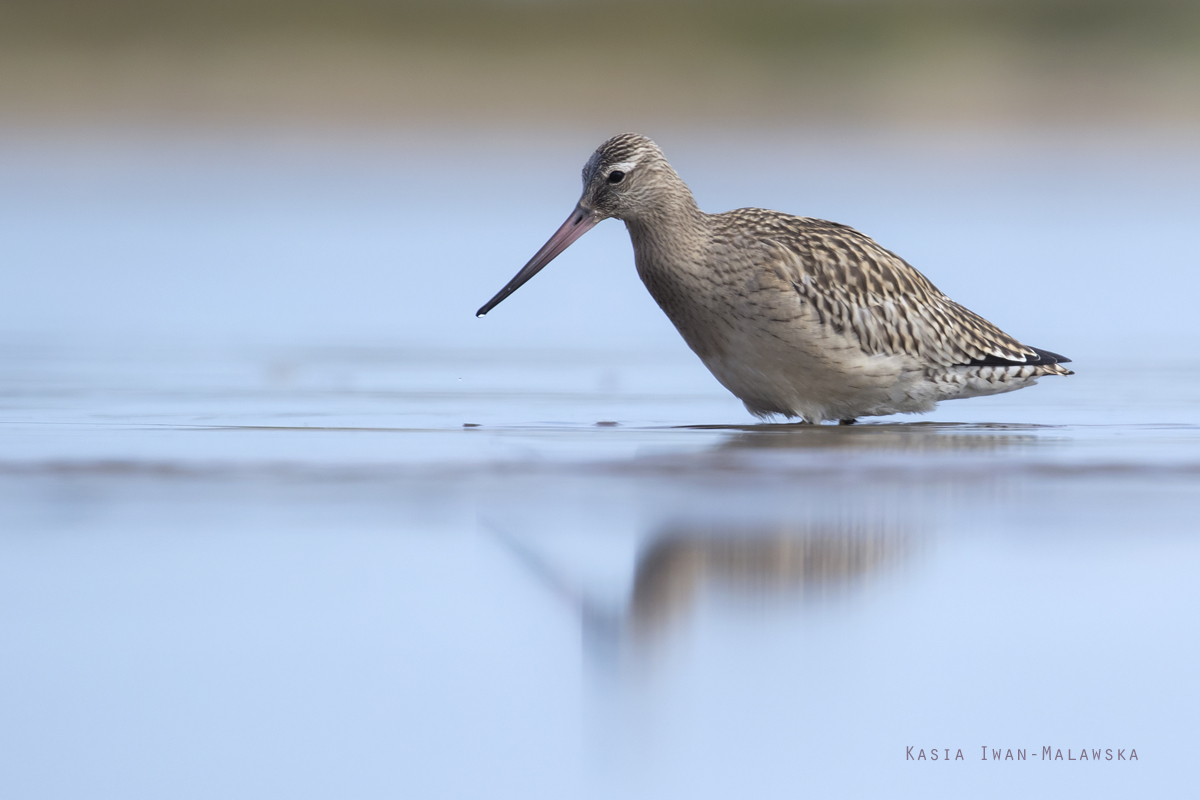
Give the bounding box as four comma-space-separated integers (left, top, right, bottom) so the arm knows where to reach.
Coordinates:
0, 127, 1197, 799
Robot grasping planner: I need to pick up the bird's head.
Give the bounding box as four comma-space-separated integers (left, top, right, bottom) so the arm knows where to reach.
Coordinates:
578, 133, 678, 223
476, 133, 690, 317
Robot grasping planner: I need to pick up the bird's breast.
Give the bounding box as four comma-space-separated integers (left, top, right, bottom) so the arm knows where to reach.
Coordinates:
633, 249, 742, 361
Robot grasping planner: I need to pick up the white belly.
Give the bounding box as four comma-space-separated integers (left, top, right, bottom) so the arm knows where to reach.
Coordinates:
695, 320, 934, 422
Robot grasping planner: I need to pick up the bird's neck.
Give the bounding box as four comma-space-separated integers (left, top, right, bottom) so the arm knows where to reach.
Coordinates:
624, 195, 726, 361
623, 191, 714, 354
624, 191, 708, 278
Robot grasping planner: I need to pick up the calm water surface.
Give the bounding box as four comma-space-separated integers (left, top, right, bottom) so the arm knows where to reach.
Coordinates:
0, 129, 1197, 798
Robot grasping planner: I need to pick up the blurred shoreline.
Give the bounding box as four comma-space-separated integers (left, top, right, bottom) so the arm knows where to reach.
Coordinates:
1, 0, 1199, 131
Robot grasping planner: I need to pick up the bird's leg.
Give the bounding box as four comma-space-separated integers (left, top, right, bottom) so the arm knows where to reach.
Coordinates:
839, 418, 858, 426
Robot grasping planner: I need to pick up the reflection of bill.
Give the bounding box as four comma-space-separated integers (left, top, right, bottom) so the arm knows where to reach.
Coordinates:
490, 519, 911, 659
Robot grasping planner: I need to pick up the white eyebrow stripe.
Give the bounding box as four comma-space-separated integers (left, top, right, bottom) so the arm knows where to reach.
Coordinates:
608, 160, 639, 173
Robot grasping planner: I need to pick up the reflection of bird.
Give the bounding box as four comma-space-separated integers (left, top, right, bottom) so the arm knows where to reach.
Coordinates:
478, 133, 1072, 424
629, 524, 906, 638
711, 421, 1043, 453
488, 519, 909, 653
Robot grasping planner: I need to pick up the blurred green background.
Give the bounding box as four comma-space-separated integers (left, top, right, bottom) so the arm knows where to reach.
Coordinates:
2, 0, 1198, 128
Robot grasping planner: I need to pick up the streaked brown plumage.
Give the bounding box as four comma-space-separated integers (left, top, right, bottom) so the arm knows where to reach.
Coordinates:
478, 133, 1072, 423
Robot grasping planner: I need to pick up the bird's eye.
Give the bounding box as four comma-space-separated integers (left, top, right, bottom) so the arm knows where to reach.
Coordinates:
607, 170, 625, 184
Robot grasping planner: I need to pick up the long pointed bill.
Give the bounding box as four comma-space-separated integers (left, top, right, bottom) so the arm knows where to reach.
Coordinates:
476, 204, 600, 317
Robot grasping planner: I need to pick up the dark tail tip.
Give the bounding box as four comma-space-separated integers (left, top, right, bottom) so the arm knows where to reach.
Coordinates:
965, 346, 1070, 368
1029, 346, 1071, 365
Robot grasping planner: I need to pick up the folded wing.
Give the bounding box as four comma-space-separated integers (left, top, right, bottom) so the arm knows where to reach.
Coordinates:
729, 211, 1069, 368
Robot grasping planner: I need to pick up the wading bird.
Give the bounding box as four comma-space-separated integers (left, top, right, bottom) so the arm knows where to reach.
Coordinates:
477, 134, 1071, 424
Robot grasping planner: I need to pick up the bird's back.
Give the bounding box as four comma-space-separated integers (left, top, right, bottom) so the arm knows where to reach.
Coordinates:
708, 208, 1068, 369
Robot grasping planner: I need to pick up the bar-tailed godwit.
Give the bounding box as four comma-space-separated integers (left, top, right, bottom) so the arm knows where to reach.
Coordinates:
477, 133, 1072, 424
